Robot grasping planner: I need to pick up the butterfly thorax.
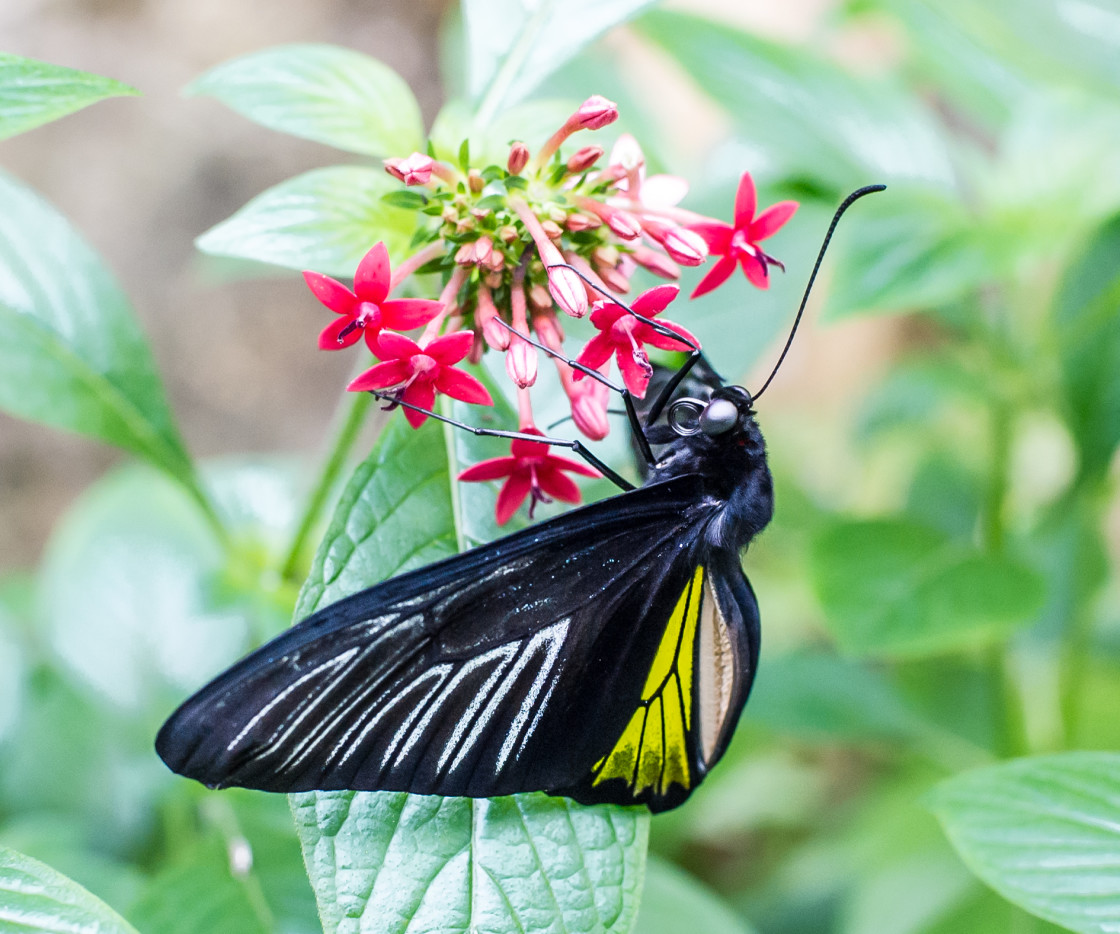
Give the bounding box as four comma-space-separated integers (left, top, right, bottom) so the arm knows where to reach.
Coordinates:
647, 388, 774, 553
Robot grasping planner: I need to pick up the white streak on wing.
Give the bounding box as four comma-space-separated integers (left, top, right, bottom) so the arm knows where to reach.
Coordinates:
436, 644, 520, 774
379, 665, 453, 769
494, 619, 570, 774
282, 617, 425, 771
226, 647, 359, 754
392, 645, 515, 769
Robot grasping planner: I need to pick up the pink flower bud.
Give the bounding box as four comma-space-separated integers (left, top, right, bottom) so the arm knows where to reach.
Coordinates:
454, 243, 474, 266
592, 244, 620, 267
468, 169, 484, 193
529, 283, 553, 314
565, 213, 601, 232
498, 225, 518, 243
547, 262, 589, 317
473, 236, 493, 266
484, 249, 504, 272
533, 312, 564, 351
573, 95, 618, 131
506, 335, 538, 388
644, 221, 707, 266
570, 380, 610, 440
541, 219, 564, 240
631, 244, 681, 280
383, 152, 435, 186
596, 263, 630, 294
507, 141, 530, 175
602, 206, 642, 240
476, 285, 510, 351
567, 145, 604, 174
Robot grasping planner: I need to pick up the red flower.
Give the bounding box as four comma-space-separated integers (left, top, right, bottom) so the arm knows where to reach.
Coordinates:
348, 330, 493, 428
689, 172, 798, 297
574, 285, 697, 397
304, 242, 443, 354
458, 428, 598, 524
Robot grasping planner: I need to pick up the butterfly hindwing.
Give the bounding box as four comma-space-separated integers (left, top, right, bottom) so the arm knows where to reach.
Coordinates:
156, 475, 759, 810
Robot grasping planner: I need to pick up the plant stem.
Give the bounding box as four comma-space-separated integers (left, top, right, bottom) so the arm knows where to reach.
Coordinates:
278, 390, 373, 583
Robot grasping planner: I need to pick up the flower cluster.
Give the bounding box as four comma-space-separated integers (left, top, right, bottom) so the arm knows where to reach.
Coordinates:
303, 95, 798, 522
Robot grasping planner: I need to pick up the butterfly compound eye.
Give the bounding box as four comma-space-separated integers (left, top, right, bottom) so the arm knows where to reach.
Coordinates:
699, 398, 740, 436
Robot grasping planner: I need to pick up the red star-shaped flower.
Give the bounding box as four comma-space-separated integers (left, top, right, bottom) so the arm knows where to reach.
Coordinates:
458, 428, 599, 525
689, 172, 798, 297
304, 242, 443, 354
574, 284, 697, 397
348, 330, 493, 428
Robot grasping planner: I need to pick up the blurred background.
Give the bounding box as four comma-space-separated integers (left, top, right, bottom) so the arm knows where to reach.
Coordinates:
2, 0, 1119, 932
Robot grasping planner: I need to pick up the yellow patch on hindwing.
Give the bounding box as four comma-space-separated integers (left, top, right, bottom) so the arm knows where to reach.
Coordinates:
592, 566, 703, 796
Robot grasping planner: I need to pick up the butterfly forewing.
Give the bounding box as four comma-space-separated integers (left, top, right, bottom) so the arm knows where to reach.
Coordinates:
156, 476, 759, 809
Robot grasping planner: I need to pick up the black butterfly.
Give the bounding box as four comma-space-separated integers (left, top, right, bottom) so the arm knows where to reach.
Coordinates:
156, 186, 882, 812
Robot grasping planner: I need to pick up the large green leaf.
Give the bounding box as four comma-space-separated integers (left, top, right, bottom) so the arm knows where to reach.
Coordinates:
195, 166, 413, 278
0, 53, 137, 140
929, 753, 1120, 933
637, 10, 954, 190
0, 171, 197, 491
290, 415, 649, 934
1053, 212, 1120, 479
0, 845, 139, 934
187, 44, 422, 156
810, 518, 1044, 656
464, 0, 658, 124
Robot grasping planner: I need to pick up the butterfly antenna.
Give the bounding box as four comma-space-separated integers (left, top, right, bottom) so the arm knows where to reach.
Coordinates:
751, 184, 886, 403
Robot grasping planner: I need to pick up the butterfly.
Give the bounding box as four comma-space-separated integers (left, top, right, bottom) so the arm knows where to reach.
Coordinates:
155, 185, 883, 812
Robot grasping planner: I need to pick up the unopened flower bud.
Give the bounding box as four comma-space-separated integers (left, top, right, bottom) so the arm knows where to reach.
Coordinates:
529, 283, 553, 314
455, 243, 475, 266
546, 205, 568, 224
473, 236, 493, 266
541, 219, 563, 240
476, 287, 510, 351
485, 269, 504, 289
533, 312, 564, 351
597, 264, 630, 293
467, 170, 484, 193
570, 381, 610, 440
383, 152, 435, 186
565, 213, 600, 232
567, 145, 604, 174
498, 225, 519, 244
484, 249, 504, 272
506, 335, 538, 388
573, 95, 618, 131
442, 206, 458, 224
603, 207, 642, 240
644, 221, 707, 266
507, 141, 530, 175
592, 244, 620, 267
631, 244, 681, 280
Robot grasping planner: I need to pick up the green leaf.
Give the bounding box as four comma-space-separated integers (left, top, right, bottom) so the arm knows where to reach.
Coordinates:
0, 844, 140, 934
929, 752, 1120, 933
748, 650, 925, 742
195, 166, 415, 278
187, 44, 422, 156
129, 836, 271, 934
39, 461, 298, 714
634, 856, 756, 934
290, 415, 649, 933
1053, 212, 1120, 478
0, 170, 198, 491
464, 0, 658, 124
810, 519, 1045, 655
0, 53, 137, 141
637, 10, 954, 190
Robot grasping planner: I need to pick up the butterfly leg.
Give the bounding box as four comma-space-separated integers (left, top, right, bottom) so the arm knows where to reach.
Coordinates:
366, 390, 637, 491
493, 318, 658, 469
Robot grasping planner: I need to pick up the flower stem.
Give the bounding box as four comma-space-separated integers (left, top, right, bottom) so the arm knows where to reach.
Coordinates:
390, 242, 444, 290
278, 389, 373, 583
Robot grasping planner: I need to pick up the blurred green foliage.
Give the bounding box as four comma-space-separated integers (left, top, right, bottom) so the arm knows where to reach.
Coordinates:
2, 0, 1120, 931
